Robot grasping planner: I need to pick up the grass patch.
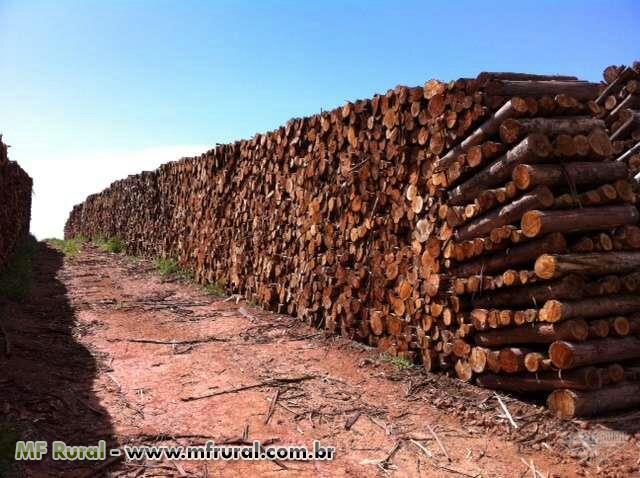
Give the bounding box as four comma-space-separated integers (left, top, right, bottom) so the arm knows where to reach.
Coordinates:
203, 279, 226, 296
93, 236, 124, 253
153, 257, 179, 276
46, 236, 85, 258
381, 353, 413, 371
0, 235, 38, 302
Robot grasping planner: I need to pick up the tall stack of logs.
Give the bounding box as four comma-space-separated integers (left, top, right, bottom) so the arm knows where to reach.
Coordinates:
65, 61, 640, 419
0, 135, 32, 271
595, 62, 640, 178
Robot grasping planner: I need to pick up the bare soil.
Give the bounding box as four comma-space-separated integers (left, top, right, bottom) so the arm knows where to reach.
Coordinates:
2, 244, 640, 477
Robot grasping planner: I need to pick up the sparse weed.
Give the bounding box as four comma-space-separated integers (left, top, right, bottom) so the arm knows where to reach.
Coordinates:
381, 353, 413, 371
154, 257, 179, 276
46, 236, 85, 257
94, 236, 124, 253
203, 279, 226, 296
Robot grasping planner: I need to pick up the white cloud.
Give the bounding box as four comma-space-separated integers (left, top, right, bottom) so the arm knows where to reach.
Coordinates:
19, 145, 208, 239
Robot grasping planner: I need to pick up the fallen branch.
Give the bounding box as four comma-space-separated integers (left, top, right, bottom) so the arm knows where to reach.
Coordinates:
181, 375, 316, 401
495, 393, 519, 429
109, 336, 229, 345
427, 424, 451, 462
264, 389, 280, 424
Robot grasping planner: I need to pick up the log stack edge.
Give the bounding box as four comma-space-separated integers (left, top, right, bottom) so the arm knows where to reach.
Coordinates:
0, 136, 32, 271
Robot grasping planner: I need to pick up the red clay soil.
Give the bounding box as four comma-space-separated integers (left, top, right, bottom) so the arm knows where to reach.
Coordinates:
2, 243, 640, 477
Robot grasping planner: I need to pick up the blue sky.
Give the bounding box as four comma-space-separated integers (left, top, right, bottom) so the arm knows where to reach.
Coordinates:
1, 0, 639, 238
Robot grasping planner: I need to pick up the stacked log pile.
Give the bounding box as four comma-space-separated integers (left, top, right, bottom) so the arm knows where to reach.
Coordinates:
596, 62, 640, 178
65, 63, 640, 418
0, 135, 32, 271
425, 64, 640, 419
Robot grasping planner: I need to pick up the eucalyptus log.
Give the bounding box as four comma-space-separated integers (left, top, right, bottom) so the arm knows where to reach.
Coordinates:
474, 319, 588, 347
540, 295, 640, 323
550, 336, 640, 369
448, 134, 552, 206
548, 382, 640, 418
535, 251, 640, 279
453, 233, 566, 276
471, 274, 585, 309
521, 205, 639, 238
500, 116, 605, 144
456, 186, 553, 241
477, 367, 602, 393
512, 161, 627, 191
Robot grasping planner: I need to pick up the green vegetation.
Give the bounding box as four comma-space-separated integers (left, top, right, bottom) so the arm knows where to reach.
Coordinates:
381, 353, 413, 371
203, 279, 226, 296
153, 257, 179, 276
46, 236, 86, 257
93, 236, 124, 253
153, 257, 195, 281
0, 235, 38, 302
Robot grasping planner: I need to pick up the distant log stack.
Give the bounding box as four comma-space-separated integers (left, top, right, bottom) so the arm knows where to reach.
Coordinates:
0, 135, 32, 272
66, 61, 640, 419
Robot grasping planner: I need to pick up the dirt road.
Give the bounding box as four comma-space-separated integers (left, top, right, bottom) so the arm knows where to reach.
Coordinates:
1, 244, 639, 477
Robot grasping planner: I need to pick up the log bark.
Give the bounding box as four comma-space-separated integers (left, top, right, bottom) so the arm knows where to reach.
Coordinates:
512, 161, 628, 191
471, 274, 585, 309
534, 251, 640, 279
474, 319, 588, 347
485, 80, 600, 99
435, 98, 529, 171
456, 186, 554, 241
521, 205, 639, 238
448, 134, 552, 206
477, 367, 602, 393
500, 116, 606, 144
453, 233, 566, 276
548, 382, 640, 418
550, 336, 640, 369
540, 295, 640, 323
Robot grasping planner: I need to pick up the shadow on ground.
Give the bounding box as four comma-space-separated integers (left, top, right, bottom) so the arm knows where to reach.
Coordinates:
0, 243, 116, 477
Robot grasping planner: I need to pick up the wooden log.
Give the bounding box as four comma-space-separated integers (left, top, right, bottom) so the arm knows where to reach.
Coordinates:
548, 382, 640, 418
500, 116, 606, 144
521, 205, 639, 238
615, 140, 640, 164
448, 134, 552, 206
453, 233, 566, 276
469, 346, 489, 373
587, 319, 610, 338
498, 347, 533, 373
474, 319, 588, 347
550, 336, 640, 369
534, 251, 640, 279
471, 274, 585, 309
477, 72, 578, 83
477, 367, 602, 393
456, 186, 553, 241
485, 80, 600, 99
540, 295, 640, 323
524, 352, 552, 372
435, 98, 530, 171
595, 66, 635, 104
512, 161, 628, 191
